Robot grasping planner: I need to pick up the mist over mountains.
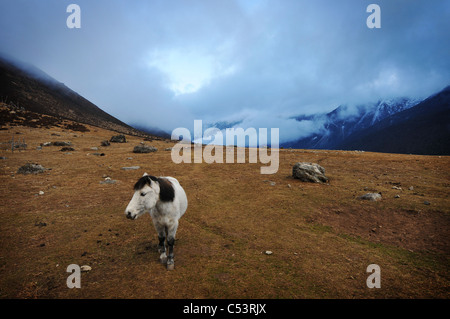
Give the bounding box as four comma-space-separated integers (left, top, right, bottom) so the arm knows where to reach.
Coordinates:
281, 86, 449, 155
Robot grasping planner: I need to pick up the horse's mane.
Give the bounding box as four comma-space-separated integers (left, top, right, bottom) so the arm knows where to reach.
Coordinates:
134, 175, 175, 202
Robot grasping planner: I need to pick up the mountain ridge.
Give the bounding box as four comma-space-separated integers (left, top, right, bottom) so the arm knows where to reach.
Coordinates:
0, 55, 149, 137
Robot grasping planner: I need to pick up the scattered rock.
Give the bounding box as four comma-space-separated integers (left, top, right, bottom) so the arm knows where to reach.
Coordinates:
265, 251, 273, 255
121, 166, 140, 170
34, 222, 47, 227
287, 184, 291, 188
110, 135, 126, 143
101, 140, 110, 147
17, 163, 45, 174
424, 201, 430, 205
100, 179, 117, 184
60, 147, 75, 152
0, 156, 7, 160
90, 147, 99, 151
394, 195, 400, 198
52, 141, 72, 146
358, 193, 382, 201
92, 153, 105, 156
165, 147, 173, 151
38, 191, 44, 195
409, 186, 414, 191
392, 186, 402, 190
80, 265, 92, 272
133, 145, 158, 153
42, 142, 52, 147
292, 162, 328, 183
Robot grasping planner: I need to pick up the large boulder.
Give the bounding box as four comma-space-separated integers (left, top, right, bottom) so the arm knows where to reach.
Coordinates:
292, 162, 328, 183
110, 135, 127, 143
133, 145, 157, 153
17, 163, 45, 174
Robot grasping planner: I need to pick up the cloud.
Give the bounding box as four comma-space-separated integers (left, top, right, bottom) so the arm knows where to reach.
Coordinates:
0, 0, 449, 143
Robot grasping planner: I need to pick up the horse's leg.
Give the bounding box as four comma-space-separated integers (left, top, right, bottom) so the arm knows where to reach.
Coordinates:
166, 220, 179, 271
154, 223, 167, 264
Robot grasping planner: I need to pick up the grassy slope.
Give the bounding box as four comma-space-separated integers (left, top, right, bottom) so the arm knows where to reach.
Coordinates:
0, 121, 449, 299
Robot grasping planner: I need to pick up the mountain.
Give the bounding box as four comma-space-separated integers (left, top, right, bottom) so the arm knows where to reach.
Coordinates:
0, 55, 146, 136
338, 86, 450, 155
284, 97, 421, 150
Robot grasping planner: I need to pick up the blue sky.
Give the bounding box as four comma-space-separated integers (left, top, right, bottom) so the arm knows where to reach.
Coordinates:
0, 0, 449, 143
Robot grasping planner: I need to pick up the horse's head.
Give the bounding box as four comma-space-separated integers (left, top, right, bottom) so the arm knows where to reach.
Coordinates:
125, 173, 161, 220
125, 173, 175, 220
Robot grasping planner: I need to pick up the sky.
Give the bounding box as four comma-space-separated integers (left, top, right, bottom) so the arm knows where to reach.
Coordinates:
0, 0, 449, 144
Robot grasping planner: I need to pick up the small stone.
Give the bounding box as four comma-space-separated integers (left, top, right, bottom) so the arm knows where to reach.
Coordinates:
121, 166, 140, 170
409, 186, 414, 191
80, 265, 92, 272
38, 191, 44, 195
394, 195, 400, 198
265, 251, 273, 255
358, 193, 382, 201
424, 201, 430, 205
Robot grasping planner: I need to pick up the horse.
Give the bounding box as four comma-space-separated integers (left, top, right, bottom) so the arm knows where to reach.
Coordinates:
125, 173, 188, 270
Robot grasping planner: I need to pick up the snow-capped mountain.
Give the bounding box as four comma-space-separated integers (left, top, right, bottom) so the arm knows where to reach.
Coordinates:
284, 97, 422, 150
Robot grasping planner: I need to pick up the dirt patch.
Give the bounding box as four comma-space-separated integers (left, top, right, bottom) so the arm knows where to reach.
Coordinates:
313, 205, 450, 254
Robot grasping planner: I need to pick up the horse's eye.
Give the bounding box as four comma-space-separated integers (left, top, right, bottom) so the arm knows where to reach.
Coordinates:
140, 192, 146, 197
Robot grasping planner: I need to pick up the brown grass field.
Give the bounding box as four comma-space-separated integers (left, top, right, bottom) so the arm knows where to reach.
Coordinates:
0, 114, 449, 299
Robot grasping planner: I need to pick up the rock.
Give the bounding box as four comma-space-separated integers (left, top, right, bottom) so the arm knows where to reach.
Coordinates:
100, 140, 110, 147
60, 147, 75, 152
165, 147, 173, 151
35, 222, 47, 227
359, 193, 382, 201
80, 265, 92, 272
100, 179, 117, 184
38, 191, 44, 195
121, 166, 140, 170
17, 163, 45, 174
52, 141, 72, 146
42, 142, 52, 147
133, 145, 158, 153
394, 195, 400, 198
292, 162, 328, 183
92, 153, 105, 156
265, 251, 273, 255
409, 186, 414, 191
110, 135, 126, 143
90, 147, 99, 151
424, 201, 430, 205
392, 186, 402, 190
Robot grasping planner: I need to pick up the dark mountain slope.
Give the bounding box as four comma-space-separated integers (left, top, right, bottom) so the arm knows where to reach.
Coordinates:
338, 86, 450, 155
0, 55, 145, 136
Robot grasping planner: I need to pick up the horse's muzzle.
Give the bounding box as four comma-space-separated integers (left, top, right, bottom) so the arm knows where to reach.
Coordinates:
126, 211, 136, 220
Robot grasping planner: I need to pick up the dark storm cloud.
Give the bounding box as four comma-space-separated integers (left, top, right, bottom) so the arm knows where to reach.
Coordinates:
0, 0, 449, 143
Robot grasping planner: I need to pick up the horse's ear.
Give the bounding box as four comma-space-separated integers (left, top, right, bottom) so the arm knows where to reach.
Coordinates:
143, 172, 148, 176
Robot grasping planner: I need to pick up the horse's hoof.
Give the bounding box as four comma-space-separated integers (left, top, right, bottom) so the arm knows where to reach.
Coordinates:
167, 263, 175, 271
159, 252, 167, 264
